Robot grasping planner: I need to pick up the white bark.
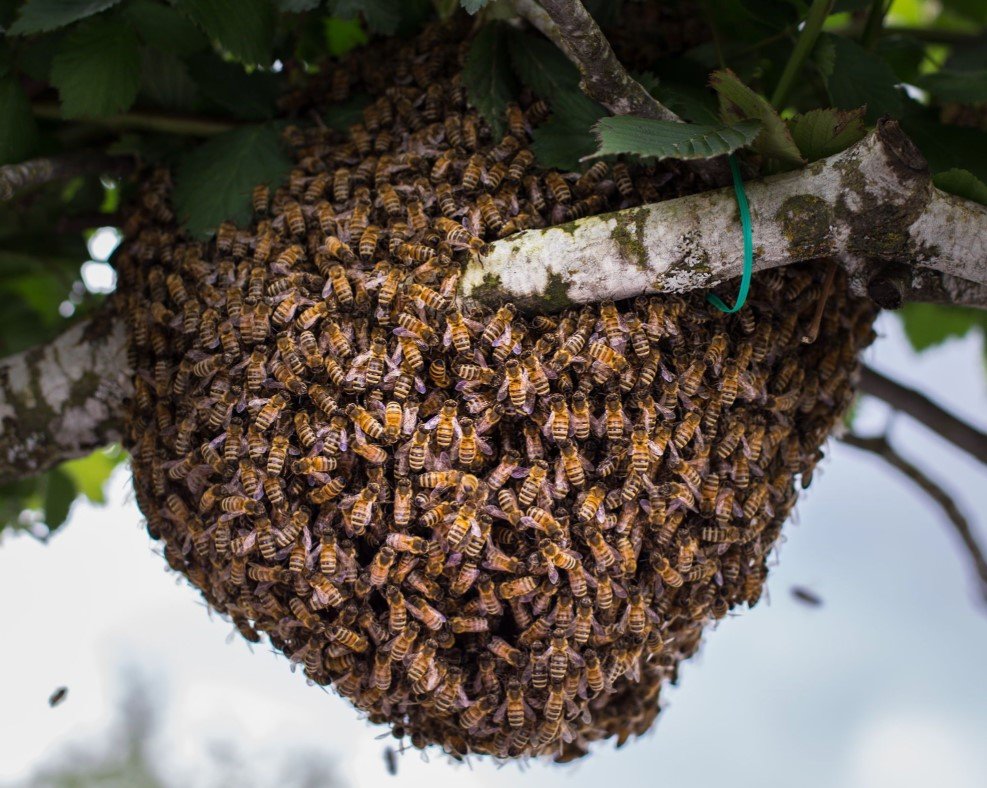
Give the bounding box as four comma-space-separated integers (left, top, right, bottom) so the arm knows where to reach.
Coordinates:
460, 120, 987, 312
0, 314, 133, 484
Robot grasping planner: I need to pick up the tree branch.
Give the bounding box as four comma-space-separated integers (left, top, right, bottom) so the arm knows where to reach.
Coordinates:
459, 120, 987, 312
0, 308, 133, 485
858, 366, 987, 465
513, 0, 681, 122
31, 101, 238, 137
840, 433, 987, 605
0, 152, 133, 202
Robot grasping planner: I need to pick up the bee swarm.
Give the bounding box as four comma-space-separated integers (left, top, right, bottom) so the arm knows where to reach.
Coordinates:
119, 24, 877, 761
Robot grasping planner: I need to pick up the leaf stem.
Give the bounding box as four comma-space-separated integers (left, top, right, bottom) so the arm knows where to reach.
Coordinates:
860, 0, 892, 50
770, 0, 835, 109
31, 102, 238, 136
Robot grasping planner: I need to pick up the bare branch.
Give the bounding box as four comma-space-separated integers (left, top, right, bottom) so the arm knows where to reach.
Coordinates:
0, 152, 132, 202
459, 120, 987, 312
0, 308, 133, 485
31, 101, 239, 137
840, 433, 987, 604
858, 366, 987, 465
513, 0, 681, 122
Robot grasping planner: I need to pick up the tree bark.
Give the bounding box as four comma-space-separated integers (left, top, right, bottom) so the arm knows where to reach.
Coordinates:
460, 120, 987, 312
0, 310, 132, 485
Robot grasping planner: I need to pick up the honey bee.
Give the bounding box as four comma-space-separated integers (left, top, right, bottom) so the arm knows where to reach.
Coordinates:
488, 637, 526, 667
517, 459, 549, 507
429, 399, 459, 449
544, 171, 572, 203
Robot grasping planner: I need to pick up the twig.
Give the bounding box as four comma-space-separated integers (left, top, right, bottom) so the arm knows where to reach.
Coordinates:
857, 366, 987, 465
840, 433, 987, 604
771, 0, 834, 108
0, 153, 133, 202
860, 0, 893, 50
802, 259, 838, 344
32, 102, 238, 137
460, 121, 987, 312
513, 0, 681, 122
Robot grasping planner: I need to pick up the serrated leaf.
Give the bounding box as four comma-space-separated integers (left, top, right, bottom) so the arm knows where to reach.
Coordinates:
788, 107, 867, 162
176, 0, 274, 65
461, 0, 489, 14
508, 31, 579, 98
125, 0, 209, 57
589, 116, 763, 161
188, 54, 281, 120
43, 468, 76, 532
463, 22, 517, 139
49, 16, 140, 118
710, 69, 804, 167
139, 47, 198, 112
933, 169, 987, 206
328, 0, 401, 34
915, 70, 987, 103
823, 33, 902, 123
9, 0, 121, 34
530, 90, 607, 170
897, 303, 987, 352
174, 124, 292, 239
0, 77, 38, 164
876, 34, 926, 84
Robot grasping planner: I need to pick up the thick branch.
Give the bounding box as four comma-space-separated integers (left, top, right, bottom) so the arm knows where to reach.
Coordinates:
0, 309, 133, 485
841, 433, 987, 604
858, 366, 987, 465
460, 120, 987, 312
515, 0, 680, 122
0, 152, 132, 201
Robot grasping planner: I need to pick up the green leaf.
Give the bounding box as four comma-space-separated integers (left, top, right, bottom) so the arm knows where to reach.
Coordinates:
174, 124, 292, 238
60, 446, 124, 504
589, 115, 763, 161
710, 69, 804, 167
461, 0, 489, 14
43, 468, 76, 532
508, 31, 579, 98
897, 303, 987, 352
463, 22, 517, 139
0, 77, 39, 165
875, 34, 926, 84
901, 100, 987, 182
9, 0, 121, 35
188, 54, 282, 120
125, 0, 210, 57
280, 0, 322, 9
324, 17, 367, 56
788, 107, 867, 162
529, 89, 607, 170
823, 33, 903, 123
915, 70, 987, 103
933, 168, 987, 206
176, 0, 274, 65
328, 0, 402, 34
49, 15, 141, 118
139, 48, 198, 112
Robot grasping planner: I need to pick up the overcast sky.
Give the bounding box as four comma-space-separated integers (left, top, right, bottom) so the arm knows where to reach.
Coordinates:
1, 313, 985, 788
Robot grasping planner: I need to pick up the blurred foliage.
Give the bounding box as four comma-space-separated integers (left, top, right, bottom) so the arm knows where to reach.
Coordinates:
0, 0, 984, 539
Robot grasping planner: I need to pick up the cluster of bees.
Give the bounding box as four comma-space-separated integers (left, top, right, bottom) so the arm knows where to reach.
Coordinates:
118, 24, 877, 761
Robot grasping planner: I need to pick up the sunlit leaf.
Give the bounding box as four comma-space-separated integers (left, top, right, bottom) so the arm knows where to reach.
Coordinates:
60, 446, 125, 504
897, 303, 987, 352
42, 468, 76, 532
324, 17, 367, 56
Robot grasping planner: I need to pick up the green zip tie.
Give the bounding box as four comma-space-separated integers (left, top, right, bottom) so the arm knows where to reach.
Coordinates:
707, 154, 753, 314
